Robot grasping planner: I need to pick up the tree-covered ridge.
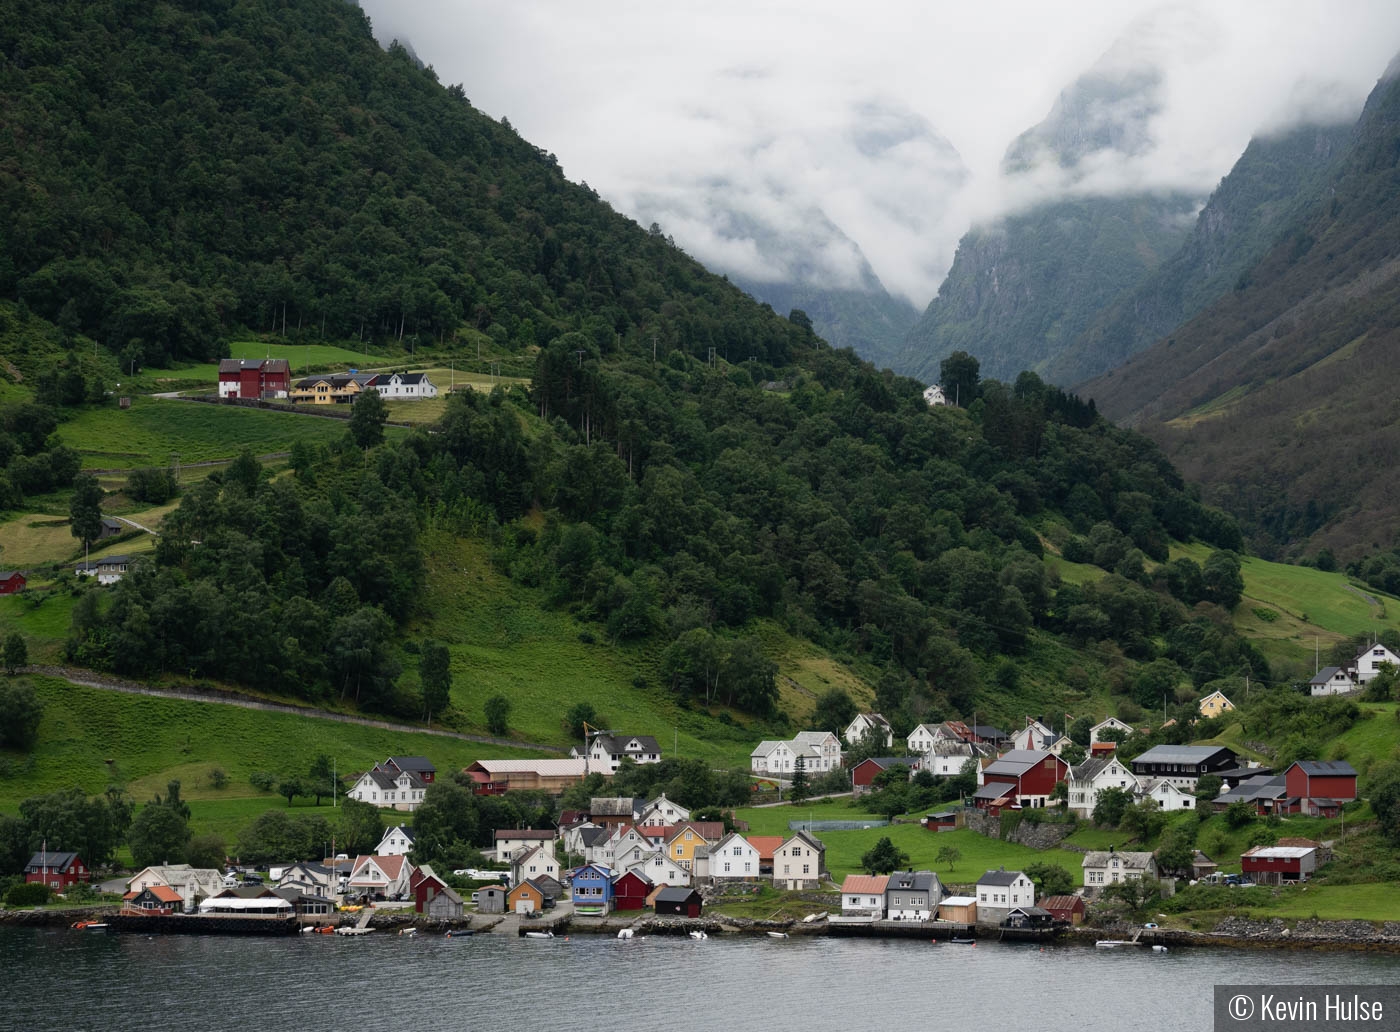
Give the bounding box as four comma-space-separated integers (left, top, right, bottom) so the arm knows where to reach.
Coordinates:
0, 0, 797, 370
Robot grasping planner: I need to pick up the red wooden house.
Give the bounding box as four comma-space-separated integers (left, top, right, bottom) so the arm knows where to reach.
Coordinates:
1283, 761, 1357, 804
974, 750, 1068, 810
849, 756, 917, 797
613, 870, 652, 912
24, 851, 88, 890
218, 359, 291, 400
0, 571, 26, 595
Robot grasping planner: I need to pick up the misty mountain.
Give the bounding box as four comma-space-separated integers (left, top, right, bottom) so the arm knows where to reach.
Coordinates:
894, 56, 1202, 387
632, 99, 962, 366
1083, 59, 1400, 560
1043, 121, 1351, 386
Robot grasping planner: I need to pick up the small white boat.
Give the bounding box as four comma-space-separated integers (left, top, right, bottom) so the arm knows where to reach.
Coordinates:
1152, 944, 1169, 953
689, 930, 707, 940
766, 931, 789, 939
524, 931, 554, 939
1095, 940, 1128, 949
617, 928, 634, 939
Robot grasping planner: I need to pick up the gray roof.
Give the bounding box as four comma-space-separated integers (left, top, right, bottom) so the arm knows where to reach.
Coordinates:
978, 868, 1027, 887
578, 826, 610, 848
589, 797, 642, 817
386, 756, 435, 773
1082, 851, 1156, 870
594, 734, 661, 755
886, 870, 937, 893
1289, 760, 1357, 777
1131, 744, 1236, 766
972, 782, 1016, 800
1215, 774, 1286, 805
25, 851, 79, 871
1069, 757, 1115, 780
983, 749, 1054, 776
1309, 666, 1344, 683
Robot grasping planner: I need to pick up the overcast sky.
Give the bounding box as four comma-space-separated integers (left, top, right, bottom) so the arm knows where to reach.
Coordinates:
359, 1, 1400, 309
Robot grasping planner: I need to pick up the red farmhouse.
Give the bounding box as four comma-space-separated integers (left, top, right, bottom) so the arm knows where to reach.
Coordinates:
218, 358, 291, 400
849, 756, 917, 797
25, 850, 88, 890
973, 749, 1068, 811
0, 571, 26, 595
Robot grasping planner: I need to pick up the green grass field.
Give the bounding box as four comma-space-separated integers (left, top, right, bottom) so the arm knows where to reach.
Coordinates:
56, 396, 405, 469
0, 675, 545, 823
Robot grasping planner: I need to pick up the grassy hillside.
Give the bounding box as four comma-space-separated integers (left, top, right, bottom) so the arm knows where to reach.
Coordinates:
0, 675, 543, 815
55, 396, 405, 470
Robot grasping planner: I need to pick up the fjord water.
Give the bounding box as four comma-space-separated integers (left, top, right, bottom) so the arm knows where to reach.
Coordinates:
7, 925, 1398, 1032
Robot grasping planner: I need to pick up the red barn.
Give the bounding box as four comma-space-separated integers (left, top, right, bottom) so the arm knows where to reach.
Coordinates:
0, 571, 26, 595
1283, 761, 1357, 804
612, 870, 653, 912
24, 851, 88, 890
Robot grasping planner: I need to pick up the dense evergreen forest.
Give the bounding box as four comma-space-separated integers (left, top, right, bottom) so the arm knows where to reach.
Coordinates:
6, 0, 1265, 735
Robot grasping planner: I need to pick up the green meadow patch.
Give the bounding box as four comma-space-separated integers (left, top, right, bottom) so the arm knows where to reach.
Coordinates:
0, 675, 544, 826
57, 396, 403, 469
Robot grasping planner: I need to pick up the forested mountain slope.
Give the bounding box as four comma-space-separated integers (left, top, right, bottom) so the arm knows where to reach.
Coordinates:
1, 0, 1264, 747
1084, 60, 1400, 560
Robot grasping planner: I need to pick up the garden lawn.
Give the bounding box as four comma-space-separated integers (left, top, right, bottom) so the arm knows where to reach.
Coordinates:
732, 801, 884, 836
817, 825, 1084, 885
58, 396, 404, 469
226, 342, 393, 371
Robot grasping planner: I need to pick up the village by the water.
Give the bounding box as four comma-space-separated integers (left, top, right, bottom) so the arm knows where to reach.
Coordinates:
18, 644, 1382, 950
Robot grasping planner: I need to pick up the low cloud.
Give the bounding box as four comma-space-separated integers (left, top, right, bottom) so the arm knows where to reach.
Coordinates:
357, 1, 1400, 309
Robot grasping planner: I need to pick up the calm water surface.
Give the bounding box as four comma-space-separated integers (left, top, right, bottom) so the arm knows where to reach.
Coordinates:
7, 925, 1399, 1032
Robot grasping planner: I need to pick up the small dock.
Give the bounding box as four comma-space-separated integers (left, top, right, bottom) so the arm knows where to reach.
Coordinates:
825, 919, 977, 941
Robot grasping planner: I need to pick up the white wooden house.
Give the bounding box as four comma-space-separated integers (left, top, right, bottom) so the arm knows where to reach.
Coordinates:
618, 849, 691, 887
709, 833, 761, 882
1089, 716, 1134, 743
581, 734, 661, 773
773, 831, 826, 890
751, 731, 842, 774
1067, 757, 1139, 818
376, 824, 415, 856
844, 713, 893, 748
885, 870, 941, 920
510, 845, 559, 887
638, 793, 690, 827
493, 829, 556, 864
1309, 666, 1356, 696
1011, 718, 1057, 753
1138, 778, 1196, 811
347, 767, 427, 812
348, 855, 413, 899
376, 371, 438, 399
1082, 850, 1159, 889
1351, 643, 1400, 685
840, 874, 888, 917
974, 868, 1035, 926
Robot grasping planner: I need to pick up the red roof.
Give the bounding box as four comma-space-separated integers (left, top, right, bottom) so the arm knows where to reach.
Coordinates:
840, 874, 889, 895
748, 836, 785, 861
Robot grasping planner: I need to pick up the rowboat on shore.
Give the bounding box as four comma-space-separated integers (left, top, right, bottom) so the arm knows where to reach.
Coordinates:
766, 931, 789, 939
1095, 940, 1129, 949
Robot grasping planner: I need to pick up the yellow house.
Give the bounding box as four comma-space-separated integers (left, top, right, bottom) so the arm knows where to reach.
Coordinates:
289, 374, 368, 405
666, 822, 718, 872
1199, 690, 1235, 719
